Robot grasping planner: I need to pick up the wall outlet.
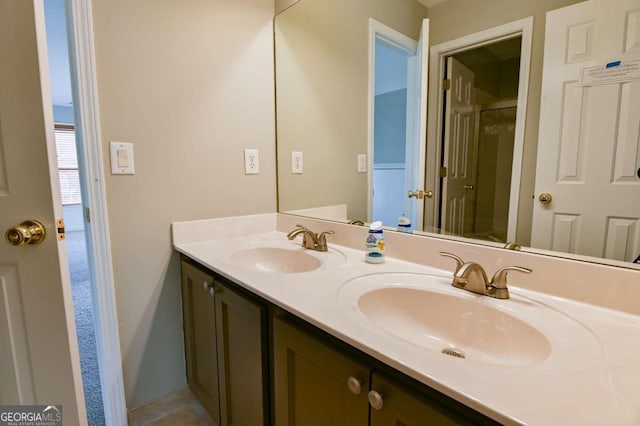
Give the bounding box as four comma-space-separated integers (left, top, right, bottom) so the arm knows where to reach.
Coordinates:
357, 154, 367, 173
292, 151, 303, 174
244, 149, 260, 174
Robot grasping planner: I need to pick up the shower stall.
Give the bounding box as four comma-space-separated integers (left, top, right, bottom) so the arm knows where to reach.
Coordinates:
472, 102, 517, 243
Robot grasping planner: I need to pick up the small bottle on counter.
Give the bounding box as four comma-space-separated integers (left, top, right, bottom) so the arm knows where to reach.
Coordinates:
397, 214, 412, 233
365, 221, 385, 264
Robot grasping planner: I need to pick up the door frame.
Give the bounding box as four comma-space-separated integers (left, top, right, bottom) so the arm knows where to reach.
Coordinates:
424, 17, 533, 241
367, 18, 417, 223
64, 0, 128, 423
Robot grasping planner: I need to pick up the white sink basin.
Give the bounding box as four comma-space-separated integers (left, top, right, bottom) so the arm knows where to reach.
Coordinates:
230, 247, 322, 273
339, 273, 601, 367
227, 239, 346, 274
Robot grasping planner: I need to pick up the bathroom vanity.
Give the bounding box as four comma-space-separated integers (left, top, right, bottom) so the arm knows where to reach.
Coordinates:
173, 213, 640, 425
180, 259, 268, 425
181, 256, 497, 425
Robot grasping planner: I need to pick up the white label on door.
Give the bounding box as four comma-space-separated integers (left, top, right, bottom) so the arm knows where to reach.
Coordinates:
580, 59, 640, 86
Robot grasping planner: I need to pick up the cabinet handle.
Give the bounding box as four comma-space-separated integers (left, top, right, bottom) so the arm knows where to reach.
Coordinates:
347, 377, 362, 395
202, 280, 218, 297
368, 390, 383, 410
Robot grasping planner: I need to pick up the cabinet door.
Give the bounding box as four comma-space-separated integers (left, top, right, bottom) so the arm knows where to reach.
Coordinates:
215, 282, 267, 426
273, 317, 369, 426
369, 372, 472, 426
181, 261, 220, 423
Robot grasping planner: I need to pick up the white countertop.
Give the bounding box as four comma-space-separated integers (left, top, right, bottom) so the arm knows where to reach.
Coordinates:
173, 225, 640, 425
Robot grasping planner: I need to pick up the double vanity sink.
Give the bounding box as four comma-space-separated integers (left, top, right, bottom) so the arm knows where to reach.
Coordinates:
224, 239, 600, 368
173, 216, 640, 425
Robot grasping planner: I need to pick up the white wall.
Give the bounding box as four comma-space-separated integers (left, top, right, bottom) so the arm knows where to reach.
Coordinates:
92, 0, 276, 408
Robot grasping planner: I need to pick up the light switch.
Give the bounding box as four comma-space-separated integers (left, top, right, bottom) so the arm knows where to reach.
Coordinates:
110, 142, 135, 175
117, 149, 128, 168
357, 154, 367, 173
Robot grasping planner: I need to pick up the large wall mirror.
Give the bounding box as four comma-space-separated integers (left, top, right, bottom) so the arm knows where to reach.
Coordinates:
275, 0, 640, 269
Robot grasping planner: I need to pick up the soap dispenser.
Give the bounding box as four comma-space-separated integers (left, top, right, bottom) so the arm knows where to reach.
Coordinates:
397, 214, 412, 233
365, 221, 385, 264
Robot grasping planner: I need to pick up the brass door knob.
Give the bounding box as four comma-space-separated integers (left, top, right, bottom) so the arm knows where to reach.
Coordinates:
538, 193, 553, 205
408, 190, 434, 199
408, 190, 425, 199
464, 184, 475, 191
5, 220, 46, 246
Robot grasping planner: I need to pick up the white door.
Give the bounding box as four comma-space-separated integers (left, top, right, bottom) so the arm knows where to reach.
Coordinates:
531, 0, 640, 261
405, 18, 429, 229
370, 18, 428, 229
440, 57, 477, 237
0, 1, 84, 424
371, 37, 414, 227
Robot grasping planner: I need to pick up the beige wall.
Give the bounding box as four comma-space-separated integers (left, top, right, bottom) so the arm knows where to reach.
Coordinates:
92, 0, 276, 408
275, 0, 299, 14
428, 0, 583, 245
275, 0, 428, 222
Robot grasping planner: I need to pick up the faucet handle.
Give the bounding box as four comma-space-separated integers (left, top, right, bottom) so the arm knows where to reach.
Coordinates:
503, 242, 521, 251
490, 266, 532, 288
439, 252, 464, 273
318, 230, 334, 240
315, 230, 334, 252
295, 224, 311, 231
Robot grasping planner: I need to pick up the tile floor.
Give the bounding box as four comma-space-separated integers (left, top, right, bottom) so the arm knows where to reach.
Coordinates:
128, 388, 213, 426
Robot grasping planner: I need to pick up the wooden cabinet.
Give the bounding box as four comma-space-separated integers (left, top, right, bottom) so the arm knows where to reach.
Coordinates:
181, 260, 220, 421
273, 316, 370, 426
214, 277, 267, 426
369, 372, 473, 426
273, 316, 497, 426
180, 259, 267, 426
182, 256, 497, 426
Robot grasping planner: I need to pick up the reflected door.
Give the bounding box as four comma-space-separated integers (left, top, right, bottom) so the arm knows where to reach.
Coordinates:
531, 0, 640, 261
0, 0, 83, 420
410, 18, 430, 230
372, 35, 413, 227
371, 19, 429, 229
440, 57, 477, 236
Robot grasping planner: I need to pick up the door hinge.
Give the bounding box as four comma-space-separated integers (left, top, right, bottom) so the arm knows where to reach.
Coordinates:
439, 166, 447, 178
56, 218, 66, 241
443, 79, 451, 91
85, 207, 91, 223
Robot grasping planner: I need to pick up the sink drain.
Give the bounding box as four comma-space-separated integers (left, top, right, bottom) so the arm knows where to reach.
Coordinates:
441, 347, 466, 359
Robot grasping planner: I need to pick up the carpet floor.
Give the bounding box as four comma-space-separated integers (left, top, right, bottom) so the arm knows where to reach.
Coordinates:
66, 230, 106, 426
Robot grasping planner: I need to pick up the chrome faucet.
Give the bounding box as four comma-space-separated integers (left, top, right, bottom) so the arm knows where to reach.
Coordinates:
440, 252, 531, 299
286, 225, 334, 252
